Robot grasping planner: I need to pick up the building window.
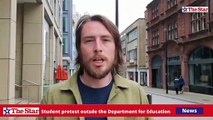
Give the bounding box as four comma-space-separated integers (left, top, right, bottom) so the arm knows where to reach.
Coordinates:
140, 72, 147, 86
63, 0, 68, 11
63, 16, 68, 32
151, 29, 159, 46
63, 37, 68, 54
190, 64, 213, 87
128, 72, 134, 80
167, 21, 178, 40
151, 5, 158, 19
190, 47, 213, 60
127, 49, 137, 61
167, 0, 177, 9
128, 29, 138, 42
168, 56, 180, 62
189, 47, 213, 87
191, 13, 207, 33
168, 65, 181, 85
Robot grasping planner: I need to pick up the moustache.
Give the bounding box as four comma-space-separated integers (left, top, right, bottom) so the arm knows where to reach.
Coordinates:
91, 54, 107, 61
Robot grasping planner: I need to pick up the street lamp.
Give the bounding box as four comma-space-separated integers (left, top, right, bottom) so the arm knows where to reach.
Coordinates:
115, 0, 119, 27
135, 47, 138, 82
164, 28, 168, 94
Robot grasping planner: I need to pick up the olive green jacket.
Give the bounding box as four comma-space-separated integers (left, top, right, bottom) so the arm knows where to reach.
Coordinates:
37, 72, 152, 120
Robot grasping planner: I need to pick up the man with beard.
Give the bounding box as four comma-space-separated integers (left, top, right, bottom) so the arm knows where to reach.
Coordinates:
38, 15, 151, 120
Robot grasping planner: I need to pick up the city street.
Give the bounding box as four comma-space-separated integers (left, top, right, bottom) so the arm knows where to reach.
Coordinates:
151, 94, 193, 104
144, 86, 213, 120
151, 94, 212, 120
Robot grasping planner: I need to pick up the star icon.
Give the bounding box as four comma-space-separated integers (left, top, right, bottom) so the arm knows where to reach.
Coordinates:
182, 7, 188, 13
3, 108, 11, 115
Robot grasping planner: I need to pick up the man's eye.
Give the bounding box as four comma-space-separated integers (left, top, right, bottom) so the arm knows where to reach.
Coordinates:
103, 39, 111, 42
85, 39, 93, 43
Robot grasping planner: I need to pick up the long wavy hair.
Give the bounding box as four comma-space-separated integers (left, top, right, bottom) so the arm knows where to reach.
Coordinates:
75, 14, 124, 75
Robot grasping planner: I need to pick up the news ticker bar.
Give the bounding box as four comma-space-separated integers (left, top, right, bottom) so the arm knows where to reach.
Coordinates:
0, 104, 213, 117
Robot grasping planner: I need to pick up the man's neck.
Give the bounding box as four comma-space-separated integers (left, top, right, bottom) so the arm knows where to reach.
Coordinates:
81, 72, 112, 88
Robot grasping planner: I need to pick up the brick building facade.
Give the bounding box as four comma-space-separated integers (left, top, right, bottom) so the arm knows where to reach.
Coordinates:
146, 0, 213, 95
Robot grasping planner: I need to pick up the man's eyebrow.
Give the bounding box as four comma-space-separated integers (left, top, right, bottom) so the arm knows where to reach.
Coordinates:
82, 35, 113, 39
82, 36, 94, 40
101, 35, 113, 39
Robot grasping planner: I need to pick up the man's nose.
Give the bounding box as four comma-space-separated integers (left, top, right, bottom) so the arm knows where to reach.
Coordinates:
94, 39, 103, 53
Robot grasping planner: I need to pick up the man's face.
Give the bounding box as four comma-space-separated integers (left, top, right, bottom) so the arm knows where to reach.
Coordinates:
80, 21, 116, 79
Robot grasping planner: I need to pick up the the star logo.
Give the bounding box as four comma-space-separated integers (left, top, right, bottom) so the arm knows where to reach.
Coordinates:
182, 7, 188, 13
3, 108, 11, 115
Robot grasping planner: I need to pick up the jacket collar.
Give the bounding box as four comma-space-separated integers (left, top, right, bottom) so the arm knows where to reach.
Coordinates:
59, 71, 82, 103
113, 74, 130, 88
59, 70, 130, 103
59, 71, 78, 91
60, 71, 130, 89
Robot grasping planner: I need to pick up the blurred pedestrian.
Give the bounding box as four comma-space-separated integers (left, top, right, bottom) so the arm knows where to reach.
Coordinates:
179, 75, 185, 94
174, 76, 179, 95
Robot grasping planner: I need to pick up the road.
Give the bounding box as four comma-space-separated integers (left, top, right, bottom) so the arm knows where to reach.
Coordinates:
151, 93, 212, 120
151, 93, 194, 104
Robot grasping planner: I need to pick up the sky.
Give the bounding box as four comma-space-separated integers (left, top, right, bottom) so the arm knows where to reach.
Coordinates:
73, 0, 152, 32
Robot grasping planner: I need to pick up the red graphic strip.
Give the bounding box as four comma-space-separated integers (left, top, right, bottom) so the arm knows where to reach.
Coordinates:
0, 104, 212, 117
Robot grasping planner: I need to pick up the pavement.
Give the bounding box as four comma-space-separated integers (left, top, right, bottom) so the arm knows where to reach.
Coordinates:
143, 86, 213, 104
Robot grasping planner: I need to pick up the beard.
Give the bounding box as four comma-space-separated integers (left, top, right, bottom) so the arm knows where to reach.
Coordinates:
81, 55, 115, 79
